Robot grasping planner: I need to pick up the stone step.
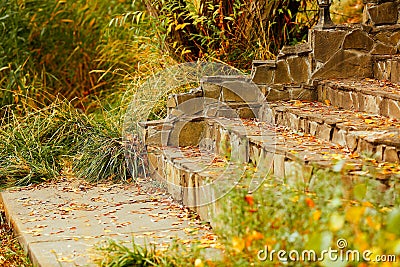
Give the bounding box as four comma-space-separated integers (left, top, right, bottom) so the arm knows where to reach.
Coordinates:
373, 55, 400, 84
260, 100, 400, 163
146, 116, 399, 223
207, 117, 399, 183
317, 78, 400, 120
146, 145, 247, 224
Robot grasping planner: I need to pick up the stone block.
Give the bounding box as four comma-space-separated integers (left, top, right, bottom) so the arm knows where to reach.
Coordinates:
373, 59, 391, 80
311, 29, 347, 63
357, 92, 367, 111
273, 60, 293, 84
381, 98, 400, 119
383, 146, 399, 163
345, 133, 358, 152
168, 120, 206, 147
279, 43, 312, 57
288, 113, 300, 131
373, 31, 400, 46
216, 127, 231, 159
183, 173, 197, 208
309, 121, 319, 135
370, 42, 396, 55
175, 96, 206, 116
317, 84, 328, 102
230, 133, 249, 163
312, 50, 373, 79
265, 85, 290, 101
358, 139, 375, 154
335, 91, 346, 108
390, 59, 400, 83
273, 154, 285, 178
251, 65, 275, 84
316, 123, 332, 141
237, 107, 256, 119
299, 118, 307, 132
167, 95, 177, 108
284, 161, 313, 187
332, 128, 347, 146
343, 29, 374, 51
375, 144, 385, 161
364, 2, 398, 26
287, 56, 311, 83
202, 82, 221, 99
341, 91, 354, 110
221, 80, 263, 103
364, 94, 382, 114
289, 86, 318, 101
249, 145, 261, 166
350, 91, 361, 110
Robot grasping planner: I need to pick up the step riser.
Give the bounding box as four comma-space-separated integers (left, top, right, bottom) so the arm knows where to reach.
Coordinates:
317, 82, 400, 120
263, 106, 400, 163
373, 56, 400, 84
147, 149, 232, 224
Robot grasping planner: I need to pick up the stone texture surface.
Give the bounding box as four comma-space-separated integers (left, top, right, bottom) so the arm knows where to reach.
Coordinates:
263, 99, 400, 163
318, 79, 400, 120
273, 60, 292, 84
363, 2, 399, 26
287, 56, 310, 83
343, 29, 374, 51
312, 50, 373, 79
0, 180, 215, 266
312, 29, 347, 63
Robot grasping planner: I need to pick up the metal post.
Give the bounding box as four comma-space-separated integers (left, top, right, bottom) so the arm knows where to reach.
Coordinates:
316, 0, 335, 29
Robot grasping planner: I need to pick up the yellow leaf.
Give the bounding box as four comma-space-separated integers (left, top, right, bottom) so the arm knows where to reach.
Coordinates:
313, 210, 322, 221
364, 119, 374, 124
362, 201, 374, 207
325, 99, 331, 106
345, 206, 365, 224
232, 237, 245, 252
194, 259, 204, 267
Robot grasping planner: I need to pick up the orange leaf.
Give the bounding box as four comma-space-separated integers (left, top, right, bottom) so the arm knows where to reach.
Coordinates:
305, 197, 315, 208
245, 194, 254, 206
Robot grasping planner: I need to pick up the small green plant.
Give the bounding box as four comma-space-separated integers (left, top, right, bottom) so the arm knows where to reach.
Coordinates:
93, 239, 207, 267
0, 99, 91, 186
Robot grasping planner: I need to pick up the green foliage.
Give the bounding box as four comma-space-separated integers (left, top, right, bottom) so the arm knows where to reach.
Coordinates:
72, 114, 130, 183
213, 169, 400, 265
0, 0, 136, 107
111, 0, 317, 68
0, 99, 90, 186
94, 239, 205, 267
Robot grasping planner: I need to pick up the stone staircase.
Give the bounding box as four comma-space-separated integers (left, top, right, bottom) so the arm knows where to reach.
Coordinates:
139, 1, 400, 225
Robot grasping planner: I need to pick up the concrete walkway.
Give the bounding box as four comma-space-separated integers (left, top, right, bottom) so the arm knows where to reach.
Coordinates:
0, 178, 217, 266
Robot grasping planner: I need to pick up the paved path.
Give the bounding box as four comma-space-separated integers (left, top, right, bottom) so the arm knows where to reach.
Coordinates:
0, 178, 217, 266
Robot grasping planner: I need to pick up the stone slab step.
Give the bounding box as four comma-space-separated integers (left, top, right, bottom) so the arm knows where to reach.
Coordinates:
317, 78, 400, 119
146, 145, 247, 224
145, 116, 399, 223
207, 117, 400, 184
147, 120, 399, 224
261, 100, 400, 163
0, 180, 216, 266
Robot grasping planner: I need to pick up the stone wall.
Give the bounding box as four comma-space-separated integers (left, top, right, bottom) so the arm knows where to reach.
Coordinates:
252, 1, 400, 87
363, 0, 400, 26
